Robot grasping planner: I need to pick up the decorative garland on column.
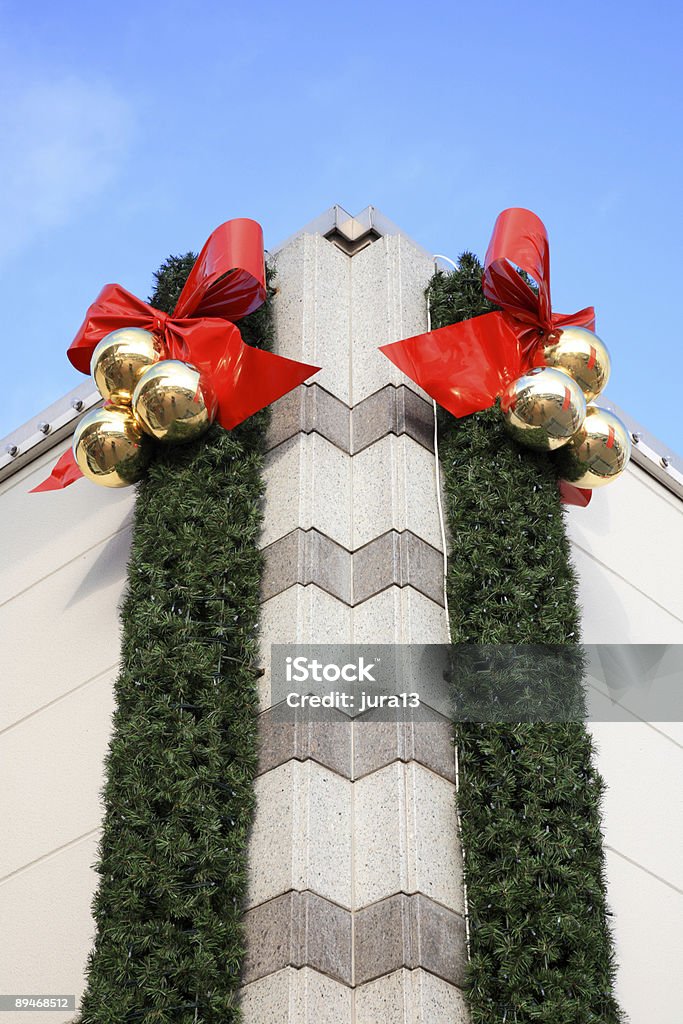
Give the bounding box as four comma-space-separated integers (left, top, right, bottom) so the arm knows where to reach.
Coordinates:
429, 257, 624, 1023
76, 260, 274, 1023
32, 220, 319, 1021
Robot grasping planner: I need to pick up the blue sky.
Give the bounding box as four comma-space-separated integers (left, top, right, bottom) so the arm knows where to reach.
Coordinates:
1, 1, 682, 451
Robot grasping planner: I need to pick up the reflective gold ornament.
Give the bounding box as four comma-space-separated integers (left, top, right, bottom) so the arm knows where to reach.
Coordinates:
501, 367, 587, 451
90, 328, 162, 405
132, 360, 215, 443
557, 405, 631, 488
542, 326, 611, 402
73, 406, 151, 488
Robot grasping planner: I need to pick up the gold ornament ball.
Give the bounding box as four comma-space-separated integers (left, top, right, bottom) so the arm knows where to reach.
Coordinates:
132, 360, 215, 443
557, 405, 631, 488
542, 326, 611, 402
90, 328, 162, 405
73, 406, 151, 488
501, 366, 587, 451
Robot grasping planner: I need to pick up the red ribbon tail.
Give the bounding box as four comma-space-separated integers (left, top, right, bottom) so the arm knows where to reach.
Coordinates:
30, 448, 84, 492
212, 345, 320, 430
380, 312, 523, 418
551, 305, 596, 334
559, 480, 592, 507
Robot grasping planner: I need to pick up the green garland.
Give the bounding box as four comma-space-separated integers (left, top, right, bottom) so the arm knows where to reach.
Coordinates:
78, 255, 274, 1024
430, 256, 623, 1023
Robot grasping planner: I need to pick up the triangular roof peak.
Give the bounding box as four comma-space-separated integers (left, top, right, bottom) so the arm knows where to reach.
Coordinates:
271, 204, 431, 258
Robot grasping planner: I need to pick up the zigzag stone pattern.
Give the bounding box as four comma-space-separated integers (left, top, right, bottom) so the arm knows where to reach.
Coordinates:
265, 382, 435, 455
240, 220, 469, 1022
260, 528, 445, 607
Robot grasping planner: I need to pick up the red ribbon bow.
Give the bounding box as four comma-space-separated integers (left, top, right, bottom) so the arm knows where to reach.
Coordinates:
34, 219, 320, 492
380, 208, 595, 507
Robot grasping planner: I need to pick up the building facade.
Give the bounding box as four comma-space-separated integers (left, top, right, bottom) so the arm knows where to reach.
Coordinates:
1, 207, 681, 1023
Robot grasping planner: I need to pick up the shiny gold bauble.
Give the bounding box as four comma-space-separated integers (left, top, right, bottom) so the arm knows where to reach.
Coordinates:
90, 328, 162, 405
72, 406, 151, 488
132, 360, 215, 443
542, 326, 611, 402
557, 405, 631, 488
500, 367, 587, 451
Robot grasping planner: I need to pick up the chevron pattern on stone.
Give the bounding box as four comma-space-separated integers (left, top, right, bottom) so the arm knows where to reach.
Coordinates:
354, 893, 467, 987
242, 890, 353, 986
260, 528, 444, 606
351, 385, 434, 454
265, 383, 435, 455
241, 889, 467, 990
256, 705, 455, 784
256, 706, 352, 778
266, 384, 351, 454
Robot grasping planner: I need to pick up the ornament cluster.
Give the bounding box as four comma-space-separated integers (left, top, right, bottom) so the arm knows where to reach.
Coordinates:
73, 329, 215, 487
500, 326, 631, 488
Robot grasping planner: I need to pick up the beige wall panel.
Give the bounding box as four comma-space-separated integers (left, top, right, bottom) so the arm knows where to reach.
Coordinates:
257, 586, 352, 708
247, 761, 353, 910
0, 833, 100, 1024
351, 588, 449, 645
570, 544, 683, 644
0, 440, 134, 607
0, 669, 114, 878
590, 722, 682, 889
569, 459, 683, 1022
0, 529, 129, 731
566, 462, 683, 618
261, 434, 353, 550
353, 762, 462, 913
602, 849, 683, 1024
241, 966, 352, 1023
355, 967, 470, 1024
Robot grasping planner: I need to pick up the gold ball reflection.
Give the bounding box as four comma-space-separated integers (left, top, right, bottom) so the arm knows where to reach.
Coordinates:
73, 406, 151, 487
557, 405, 631, 488
501, 367, 587, 451
132, 360, 215, 443
90, 328, 162, 405
542, 326, 611, 402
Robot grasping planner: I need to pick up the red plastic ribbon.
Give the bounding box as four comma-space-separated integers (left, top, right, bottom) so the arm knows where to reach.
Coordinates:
33, 219, 320, 492
380, 208, 594, 507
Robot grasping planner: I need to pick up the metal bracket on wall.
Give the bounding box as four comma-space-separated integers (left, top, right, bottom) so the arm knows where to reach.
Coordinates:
0, 383, 102, 485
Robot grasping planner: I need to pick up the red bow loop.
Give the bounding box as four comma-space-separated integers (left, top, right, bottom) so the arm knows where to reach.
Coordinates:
66, 219, 267, 375
483, 207, 598, 360
484, 207, 553, 332
173, 218, 266, 321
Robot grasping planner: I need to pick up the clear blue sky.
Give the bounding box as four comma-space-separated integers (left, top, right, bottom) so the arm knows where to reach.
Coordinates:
1, 1, 681, 451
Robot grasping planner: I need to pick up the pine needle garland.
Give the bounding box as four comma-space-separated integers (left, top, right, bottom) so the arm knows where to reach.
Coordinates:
430, 257, 623, 1023
77, 255, 274, 1024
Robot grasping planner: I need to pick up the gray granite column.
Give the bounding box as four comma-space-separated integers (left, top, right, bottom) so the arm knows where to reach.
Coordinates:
240, 214, 469, 1022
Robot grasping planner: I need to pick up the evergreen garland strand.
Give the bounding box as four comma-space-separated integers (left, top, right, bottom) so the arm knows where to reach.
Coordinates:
77, 255, 274, 1024
430, 257, 623, 1023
